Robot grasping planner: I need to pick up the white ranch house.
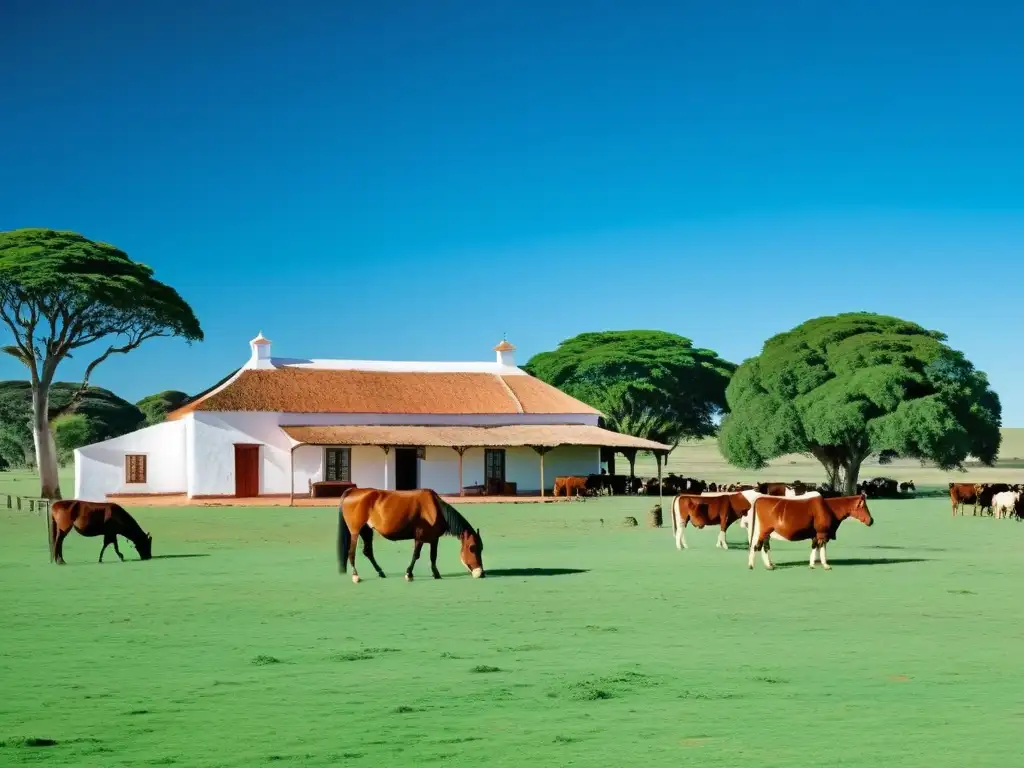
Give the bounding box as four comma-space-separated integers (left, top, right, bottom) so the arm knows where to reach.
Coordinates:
73, 335, 669, 502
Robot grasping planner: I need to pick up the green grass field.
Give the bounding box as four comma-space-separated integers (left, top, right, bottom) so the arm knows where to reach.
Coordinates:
3, 489, 1024, 767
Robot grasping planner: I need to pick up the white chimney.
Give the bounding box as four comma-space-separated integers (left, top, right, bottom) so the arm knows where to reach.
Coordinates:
249, 331, 272, 369
494, 339, 516, 368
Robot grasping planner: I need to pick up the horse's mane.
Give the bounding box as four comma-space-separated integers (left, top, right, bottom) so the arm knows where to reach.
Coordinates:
435, 495, 476, 539
112, 503, 147, 538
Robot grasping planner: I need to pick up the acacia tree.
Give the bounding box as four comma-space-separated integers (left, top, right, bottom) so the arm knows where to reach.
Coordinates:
0, 229, 202, 499
718, 313, 1001, 494
524, 330, 736, 471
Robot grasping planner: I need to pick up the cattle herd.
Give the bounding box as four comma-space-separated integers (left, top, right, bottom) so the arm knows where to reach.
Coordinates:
553, 472, 917, 500
949, 482, 1024, 519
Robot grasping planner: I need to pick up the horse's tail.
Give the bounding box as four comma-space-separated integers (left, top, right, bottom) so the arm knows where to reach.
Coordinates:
670, 495, 678, 540
47, 502, 58, 562
337, 498, 352, 574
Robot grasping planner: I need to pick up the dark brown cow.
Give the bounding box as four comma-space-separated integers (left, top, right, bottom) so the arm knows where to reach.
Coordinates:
949, 483, 979, 516
553, 476, 588, 499
747, 494, 873, 570
976, 483, 1011, 516
756, 482, 790, 496
671, 493, 752, 550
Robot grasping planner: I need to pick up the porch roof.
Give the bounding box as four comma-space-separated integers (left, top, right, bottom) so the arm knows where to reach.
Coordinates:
281, 424, 670, 452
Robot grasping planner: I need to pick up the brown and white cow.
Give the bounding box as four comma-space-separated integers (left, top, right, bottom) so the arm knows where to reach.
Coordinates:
949, 483, 978, 517
553, 476, 588, 499
747, 494, 873, 570
670, 492, 752, 550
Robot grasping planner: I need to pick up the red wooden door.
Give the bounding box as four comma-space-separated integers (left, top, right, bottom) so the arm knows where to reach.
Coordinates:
234, 444, 260, 497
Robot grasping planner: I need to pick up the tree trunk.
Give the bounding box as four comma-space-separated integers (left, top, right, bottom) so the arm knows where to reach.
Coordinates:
31, 381, 63, 500
841, 459, 862, 496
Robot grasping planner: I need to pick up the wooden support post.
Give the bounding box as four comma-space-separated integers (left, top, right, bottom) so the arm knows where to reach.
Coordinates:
381, 446, 390, 490
289, 445, 296, 507
531, 446, 553, 498
454, 447, 468, 496
656, 450, 664, 509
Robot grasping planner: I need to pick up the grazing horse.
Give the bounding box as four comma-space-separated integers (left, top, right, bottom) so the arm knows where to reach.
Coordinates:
337, 488, 484, 583
670, 492, 751, 550
49, 500, 153, 565
747, 494, 873, 571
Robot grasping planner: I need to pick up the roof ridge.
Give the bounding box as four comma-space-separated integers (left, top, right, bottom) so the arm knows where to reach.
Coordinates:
494, 375, 525, 414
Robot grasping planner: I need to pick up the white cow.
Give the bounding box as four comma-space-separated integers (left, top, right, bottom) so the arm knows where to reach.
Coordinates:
992, 490, 1020, 520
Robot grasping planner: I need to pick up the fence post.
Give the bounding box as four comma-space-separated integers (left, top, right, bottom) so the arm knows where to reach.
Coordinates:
16, 496, 21, 510
5, 494, 10, 508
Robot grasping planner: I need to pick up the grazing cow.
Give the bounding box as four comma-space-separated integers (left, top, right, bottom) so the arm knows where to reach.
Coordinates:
992, 491, 1020, 520
670, 492, 752, 550
949, 483, 979, 517
625, 476, 644, 495
858, 477, 899, 499
756, 482, 790, 496
747, 494, 874, 570
975, 483, 1011, 516
553, 476, 588, 499
899, 481, 916, 494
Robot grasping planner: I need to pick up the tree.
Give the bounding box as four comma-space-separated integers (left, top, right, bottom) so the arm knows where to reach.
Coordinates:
523, 330, 736, 459
718, 313, 1001, 494
136, 390, 190, 426
0, 229, 202, 499
53, 414, 96, 466
0, 380, 146, 469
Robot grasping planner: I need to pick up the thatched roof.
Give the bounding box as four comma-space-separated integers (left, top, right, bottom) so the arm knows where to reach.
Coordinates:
281, 424, 670, 451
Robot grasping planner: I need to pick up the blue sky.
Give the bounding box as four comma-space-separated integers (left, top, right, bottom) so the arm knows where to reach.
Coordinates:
2, 1, 1023, 422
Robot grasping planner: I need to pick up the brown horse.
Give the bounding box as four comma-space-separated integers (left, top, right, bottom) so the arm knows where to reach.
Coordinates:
670, 492, 751, 550
747, 494, 873, 570
49, 500, 153, 565
337, 488, 484, 583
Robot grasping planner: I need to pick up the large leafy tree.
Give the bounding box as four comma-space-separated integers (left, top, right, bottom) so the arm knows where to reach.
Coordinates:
136, 390, 190, 426
718, 313, 1001, 494
524, 331, 736, 468
0, 229, 202, 499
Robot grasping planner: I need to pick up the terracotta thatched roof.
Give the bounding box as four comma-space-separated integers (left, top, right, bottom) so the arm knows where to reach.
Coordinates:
281, 424, 670, 451
167, 368, 599, 417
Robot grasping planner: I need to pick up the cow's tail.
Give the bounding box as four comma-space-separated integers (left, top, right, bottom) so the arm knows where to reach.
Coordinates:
47, 503, 57, 562
670, 495, 678, 541
337, 500, 351, 574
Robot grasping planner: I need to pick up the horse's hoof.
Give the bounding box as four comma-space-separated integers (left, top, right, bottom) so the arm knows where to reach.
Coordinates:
433, 573, 442, 580
351, 574, 361, 584
766, 565, 775, 571
823, 565, 832, 571
405, 574, 413, 582
377, 572, 386, 579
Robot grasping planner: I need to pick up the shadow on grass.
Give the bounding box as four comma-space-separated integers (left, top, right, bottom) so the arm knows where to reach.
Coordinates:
150, 554, 211, 560
872, 545, 948, 553
773, 557, 930, 569
485, 568, 589, 578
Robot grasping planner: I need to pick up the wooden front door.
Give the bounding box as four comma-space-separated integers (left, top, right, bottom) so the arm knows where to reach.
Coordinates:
234, 444, 260, 497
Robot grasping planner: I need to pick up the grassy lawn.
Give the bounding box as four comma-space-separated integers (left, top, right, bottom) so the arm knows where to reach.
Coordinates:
2, 492, 1024, 767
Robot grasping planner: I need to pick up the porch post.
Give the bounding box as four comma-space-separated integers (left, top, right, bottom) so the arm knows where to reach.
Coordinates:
381, 446, 390, 490
289, 445, 296, 507
656, 450, 664, 508
454, 447, 467, 496
531, 445, 553, 498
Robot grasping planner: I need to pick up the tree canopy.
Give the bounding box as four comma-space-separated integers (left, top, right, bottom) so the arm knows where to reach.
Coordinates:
523, 330, 736, 445
0, 381, 146, 468
718, 313, 1002, 492
0, 228, 202, 497
136, 390, 190, 425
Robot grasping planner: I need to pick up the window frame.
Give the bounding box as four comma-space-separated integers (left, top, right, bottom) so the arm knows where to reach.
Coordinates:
324, 446, 352, 482
125, 454, 148, 485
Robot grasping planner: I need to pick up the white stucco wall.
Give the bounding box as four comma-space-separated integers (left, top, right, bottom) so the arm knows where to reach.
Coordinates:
74, 420, 187, 501
188, 412, 291, 496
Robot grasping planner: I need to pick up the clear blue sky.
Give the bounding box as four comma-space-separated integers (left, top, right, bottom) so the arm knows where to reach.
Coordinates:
2, 1, 1023, 422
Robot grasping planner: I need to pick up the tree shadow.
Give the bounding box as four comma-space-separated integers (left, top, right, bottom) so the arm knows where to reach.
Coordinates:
773, 557, 929, 569
484, 568, 589, 578
150, 554, 211, 560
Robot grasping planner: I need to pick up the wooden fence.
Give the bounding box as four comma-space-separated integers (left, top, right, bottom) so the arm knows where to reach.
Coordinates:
3, 493, 52, 517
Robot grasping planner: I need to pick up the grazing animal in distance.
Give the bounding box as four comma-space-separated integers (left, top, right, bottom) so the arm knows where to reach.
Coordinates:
670, 492, 752, 550
975, 483, 1011, 516
337, 488, 484, 583
554, 475, 589, 499
746, 494, 873, 571
991, 490, 1020, 520
949, 483, 979, 517
48, 500, 153, 565
756, 482, 790, 496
